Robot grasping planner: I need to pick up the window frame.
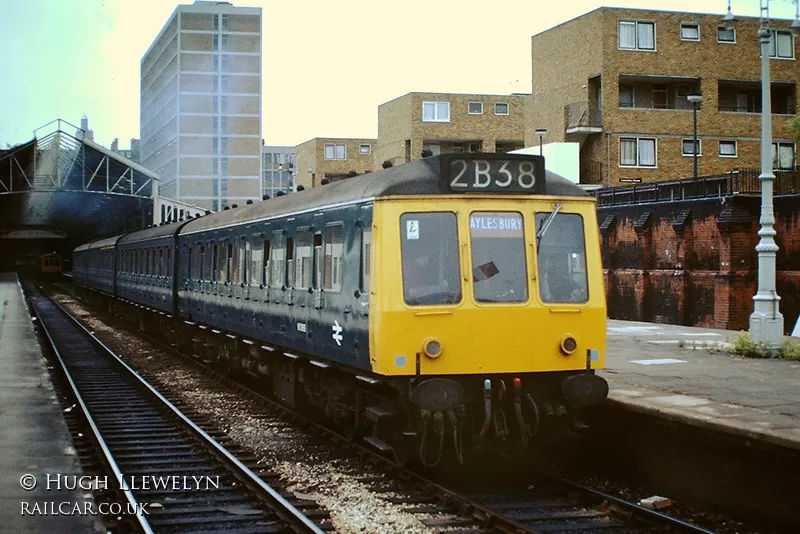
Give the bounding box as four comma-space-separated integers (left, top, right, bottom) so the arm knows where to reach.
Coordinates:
422, 101, 451, 122
619, 137, 657, 168
618, 19, 656, 51
680, 22, 700, 42
773, 142, 796, 169
770, 29, 795, 59
681, 138, 702, 157
324, 143, 347, 160
468, 101, 483, 115
719, 140, 738, 158
717, 26, 736, 43
494, 102, 510, 116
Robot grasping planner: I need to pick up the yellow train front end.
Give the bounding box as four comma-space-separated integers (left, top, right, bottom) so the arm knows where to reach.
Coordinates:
368, 175, 608, 461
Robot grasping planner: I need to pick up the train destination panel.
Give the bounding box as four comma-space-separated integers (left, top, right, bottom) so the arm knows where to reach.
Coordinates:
443, 155, 546, 194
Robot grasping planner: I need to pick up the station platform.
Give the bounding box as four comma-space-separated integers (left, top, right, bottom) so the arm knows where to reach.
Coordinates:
601, 319, 800, 451
0, 273, 102, 532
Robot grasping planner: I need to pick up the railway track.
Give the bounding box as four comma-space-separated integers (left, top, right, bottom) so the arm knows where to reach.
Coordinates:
45, 283, 717, 533
28, 286, 327, 534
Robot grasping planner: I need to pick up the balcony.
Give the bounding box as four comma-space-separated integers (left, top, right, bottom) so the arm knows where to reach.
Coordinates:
618, 76, 700, 111
718, 80, 796, 114
565, 101, 602, 135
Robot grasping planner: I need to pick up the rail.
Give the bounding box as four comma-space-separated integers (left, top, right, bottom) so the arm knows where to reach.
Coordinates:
594, 169, 800, 207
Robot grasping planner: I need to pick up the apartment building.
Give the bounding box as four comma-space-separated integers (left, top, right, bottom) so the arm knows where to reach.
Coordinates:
528, 7, 800, 186
262, 145, 295, 198
140, 0, 262, 211
375, 92, 526, 168
294, 138, 376, 190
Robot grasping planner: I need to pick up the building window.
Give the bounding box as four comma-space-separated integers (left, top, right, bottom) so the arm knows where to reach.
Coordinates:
773, 142, 795, 169
718, 26, 736, 43
770, 30, 794, 59
422, 101, 450, 122
620, 137, 657, 167
221, 14, 228, 31
719, 140, 737, 157
682, 139, 701, 156
468, 101, 483, 114
619, 20, 655, 50
325, 144, 346, 160
681, 22, 700, 41
619, 84, 634, 107
494, 103, 509, 115
359, 144, 371, 154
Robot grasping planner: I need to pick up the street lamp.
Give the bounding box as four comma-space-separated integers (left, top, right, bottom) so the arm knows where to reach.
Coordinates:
535, 128, 547, 156
686, 93, 702, 179
724, 0, 800, 349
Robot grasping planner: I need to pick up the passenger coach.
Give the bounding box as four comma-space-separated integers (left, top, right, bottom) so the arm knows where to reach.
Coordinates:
73, 153, 608, 465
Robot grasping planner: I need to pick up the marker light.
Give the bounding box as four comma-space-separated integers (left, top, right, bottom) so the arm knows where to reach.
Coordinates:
422, 337, 442, 359
560, 334, 578, 355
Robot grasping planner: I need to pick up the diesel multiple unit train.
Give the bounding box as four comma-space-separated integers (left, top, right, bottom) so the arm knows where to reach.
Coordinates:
72, 153, 609, 465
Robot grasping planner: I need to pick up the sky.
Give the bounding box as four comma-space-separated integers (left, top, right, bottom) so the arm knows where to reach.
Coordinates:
1, 0, 799, 149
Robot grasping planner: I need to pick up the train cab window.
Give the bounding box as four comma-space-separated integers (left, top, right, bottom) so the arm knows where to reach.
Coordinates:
295, 230, 313, 289
469, 212, 528, 303
167, 249, 172, 277
270, 235, 285, 288
535, 212, 589, 303
323, 225, 344, 292
400, 212, 461, 305
159, 249, 164, 277
360, 229, 371, 293
188, 247, 193, 280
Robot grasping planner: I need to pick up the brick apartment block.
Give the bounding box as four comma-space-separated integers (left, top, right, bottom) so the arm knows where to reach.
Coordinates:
294, 138, 377, 190
375, 92, 526, 168
528, 7, 800, 186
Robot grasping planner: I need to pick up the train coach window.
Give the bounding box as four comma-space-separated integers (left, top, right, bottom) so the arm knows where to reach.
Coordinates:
270, 235, 285, 288
313, 233, 322, 290
295, 230, 313, 290
249, 239, 263, 287
286, 237, 295, 287
323, 225, 344, 292
227, 242, 235, 284
260, 240, 270, 286
400, 212, 461, 305
535, 212, 589, 304
469, 212, 528, 303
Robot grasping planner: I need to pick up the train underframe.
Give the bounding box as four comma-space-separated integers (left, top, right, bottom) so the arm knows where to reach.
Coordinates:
90, 291, 608, 467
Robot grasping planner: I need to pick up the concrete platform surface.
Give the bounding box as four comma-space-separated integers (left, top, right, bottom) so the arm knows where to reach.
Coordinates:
601, 319, 800, 450
0, 273, 102, 532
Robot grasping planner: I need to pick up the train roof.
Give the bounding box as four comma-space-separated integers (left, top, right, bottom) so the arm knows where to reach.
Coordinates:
118, 219, 191, 245
181, 154, 589, 235
73, 234, 123, 252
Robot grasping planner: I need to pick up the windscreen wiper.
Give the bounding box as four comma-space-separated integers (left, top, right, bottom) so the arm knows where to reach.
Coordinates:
536, 203, 562, 246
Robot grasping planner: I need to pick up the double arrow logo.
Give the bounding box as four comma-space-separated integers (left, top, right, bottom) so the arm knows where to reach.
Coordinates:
332, 320, 343, 346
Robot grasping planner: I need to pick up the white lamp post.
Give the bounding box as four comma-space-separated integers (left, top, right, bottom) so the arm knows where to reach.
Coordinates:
535, 128, 547, 156
724, 0, 800, 349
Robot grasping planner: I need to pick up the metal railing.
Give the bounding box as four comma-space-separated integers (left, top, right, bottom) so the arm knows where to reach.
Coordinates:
594, 168, 800, 206
564, 101, 601, 130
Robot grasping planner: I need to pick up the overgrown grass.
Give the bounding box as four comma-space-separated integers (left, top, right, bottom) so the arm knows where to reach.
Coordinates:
732, 332, 800, 361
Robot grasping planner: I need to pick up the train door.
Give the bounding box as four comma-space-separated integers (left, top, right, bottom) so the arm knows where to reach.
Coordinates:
293, 228, 313, 315
356, 206, 373, 319
312, 231, 324, 310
